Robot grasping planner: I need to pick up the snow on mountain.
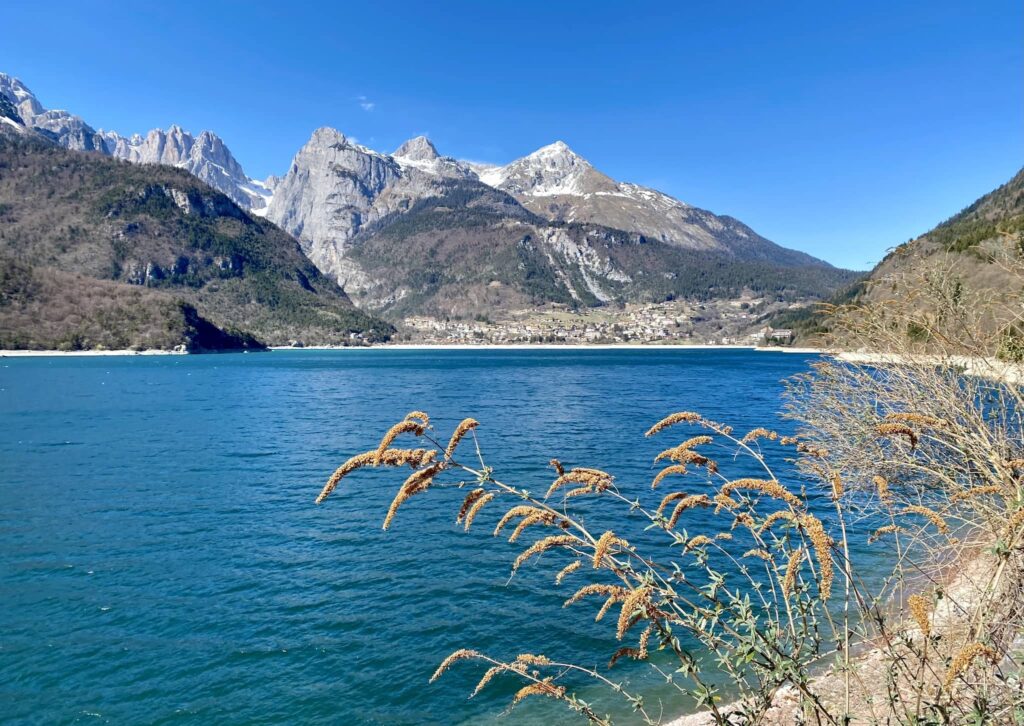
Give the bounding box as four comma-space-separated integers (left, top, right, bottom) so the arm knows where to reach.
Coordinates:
101, 124, 272, 211
478, 140, 620, 197
0, 72, 270, 212
392, 135, 475, 179
0, 69, 836, 312
466, 140, 823, 265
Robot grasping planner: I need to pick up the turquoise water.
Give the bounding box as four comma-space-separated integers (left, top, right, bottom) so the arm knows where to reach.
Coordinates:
0, 348, 825, 724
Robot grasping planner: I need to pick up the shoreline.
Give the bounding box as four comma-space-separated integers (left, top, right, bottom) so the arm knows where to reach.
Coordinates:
0, 348, 188, 357
0, 344, 823, 357
836, 350, 1023, 384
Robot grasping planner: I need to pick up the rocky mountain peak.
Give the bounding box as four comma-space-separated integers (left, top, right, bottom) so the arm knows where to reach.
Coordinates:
393, 135, 439, 161
0, 73, 106, 151
0, 73, 44, 120
480, 139, 617, 197
533, 139, 575, 157
308, 126, 350, 149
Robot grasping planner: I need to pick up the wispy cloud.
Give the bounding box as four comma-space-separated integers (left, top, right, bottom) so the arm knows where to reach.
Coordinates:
357, 95, 375, 112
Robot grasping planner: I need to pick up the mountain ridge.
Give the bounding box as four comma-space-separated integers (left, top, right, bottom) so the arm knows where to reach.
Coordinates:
0, 125, 394, 348
0, 70, 857, 325
770, 167, 1024, 347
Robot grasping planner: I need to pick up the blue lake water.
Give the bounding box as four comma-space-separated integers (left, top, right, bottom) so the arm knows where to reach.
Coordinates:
0, 348, 830, 724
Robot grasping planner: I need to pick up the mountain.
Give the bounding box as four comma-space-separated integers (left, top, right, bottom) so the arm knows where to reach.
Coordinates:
101, 125, 274, 212
0, 73, 271, 214
0, 256, 265, 352
478, 141, 822, 266
392, 135, 475, 179
771, 168, 1024, 347
264, 129, 856, 316
343, 177, 859, 317
1, 70, 856, 324
0, 126, 393, 349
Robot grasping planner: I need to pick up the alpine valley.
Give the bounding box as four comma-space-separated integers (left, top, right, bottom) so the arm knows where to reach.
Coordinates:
0, 72, 860, 349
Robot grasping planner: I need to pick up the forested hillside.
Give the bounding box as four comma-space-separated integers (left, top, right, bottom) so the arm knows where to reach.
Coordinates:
0, 131, 393, 349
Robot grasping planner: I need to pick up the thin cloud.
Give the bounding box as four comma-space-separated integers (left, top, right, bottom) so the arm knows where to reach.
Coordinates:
357, 95, 375, 112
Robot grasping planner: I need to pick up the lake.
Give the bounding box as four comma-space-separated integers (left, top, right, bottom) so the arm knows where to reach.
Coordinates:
0, 348, 826, 724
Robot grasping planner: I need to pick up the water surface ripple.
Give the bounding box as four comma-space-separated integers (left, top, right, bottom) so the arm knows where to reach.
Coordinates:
0, 348, 821, 724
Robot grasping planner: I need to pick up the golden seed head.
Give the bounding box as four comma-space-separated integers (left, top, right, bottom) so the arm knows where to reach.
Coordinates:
742, 548, 772, 561
684, 535, 713, 552
900, 505, 950, 534
829, 472, 843, 500
513, 535, 579, 572
429, 648, 479, 683
563, 583, 628, 608
383, 463, 444, 530
318, 448, 438, 505
444, 418, 479, 459
379, 448, 438, 468
554, 560, 582, 585
782, 547, 804, 598
404, 411, 430, 427
713, 493, 740, 513
509, 511, 557, 543
637, 624, 653, 659
758, 509, 796, 533
799, 514, 833, 600
471, 665, 504, 697
316, 450, 376, 504
868, 524, 903, 543
1004, 508, 1024, 539
463, 492, 495, 531
872, 475, 891, 502
616, 585, 652, 640
665, 495, 712, 528
721, 478, 803, 508
493, 505, 545, 536
456, 488, 487, 524
652, 464, 688, 489
875, 422, 919, 449
592, 530, 629, 568
1007, 458, 1024, 471
796, 442, 829, 458
732, 512, 755, 530
595, 594, 620, 622
655, 443, 714, 468
515, 653, 551, 666
908, 593, 932, 637
741, 427, 779, 443
943, 643, 998, 690
714, 532, 732, 540
608, 646, 640, 668
885, 412, 946, 428
549, 458, 564, 476
950, 485, 1003, 503
511, 679, 565, 707
645, 411, 702, 437
546, 469, 613, 498
373, 420, 426, 465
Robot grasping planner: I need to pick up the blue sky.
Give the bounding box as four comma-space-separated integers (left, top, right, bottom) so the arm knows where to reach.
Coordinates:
5, 1, 1022, 269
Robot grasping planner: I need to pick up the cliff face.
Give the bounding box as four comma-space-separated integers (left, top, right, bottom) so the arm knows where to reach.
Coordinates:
2, 69, 856, 324
0, 73, 272, 213
0, 131, 394, 347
